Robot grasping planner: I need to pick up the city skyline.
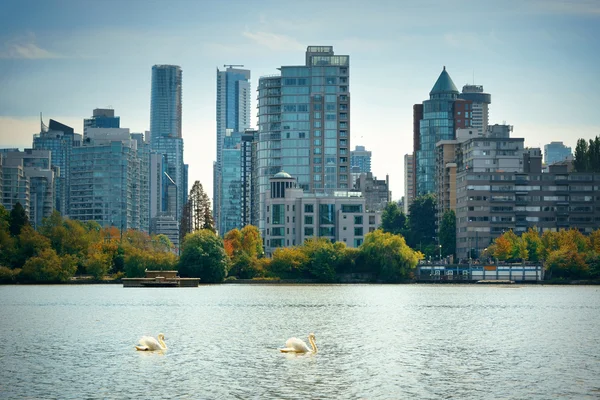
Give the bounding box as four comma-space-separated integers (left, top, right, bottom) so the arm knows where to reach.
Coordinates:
1, 0, 599, 201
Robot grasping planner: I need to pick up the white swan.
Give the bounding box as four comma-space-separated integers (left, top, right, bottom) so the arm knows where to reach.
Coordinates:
280, 333, 317, 354
135, 333, 167, 351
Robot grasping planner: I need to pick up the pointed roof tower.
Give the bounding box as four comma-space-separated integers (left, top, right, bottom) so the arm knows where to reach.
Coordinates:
429, 66, 459, 96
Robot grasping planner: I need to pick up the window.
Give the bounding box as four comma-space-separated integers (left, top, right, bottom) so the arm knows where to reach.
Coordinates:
305, 215, 313, 225
304, 227, 314, 236
272, 204, 285, 225
271, 238, 284, 248
369, 216, 375, 225
304, 204, 314, 213
319, 204, 336, 225
354, 238, 363, 247
354, 227, 363, 236
271, 227, 284, 236
354, 216, 363, 224
342, 204, 362, 213
319, 227, 335, 236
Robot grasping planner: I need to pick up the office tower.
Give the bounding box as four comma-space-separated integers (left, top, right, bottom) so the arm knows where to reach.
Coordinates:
214, 66, 251, 231
257, 46, 350, 232
219, 129, 242, 235
459, 85, 491, 136
84, 108, 120, 137
0, 149, 54, 228
351, 145, 371, 173
403, 154, 414, 214
70, 128, 149, 232
416, 67, 459, 196
33, 119, 81, 215
241, 129, 258, 227
150, 65, 185, 221
544, 141, 573, 165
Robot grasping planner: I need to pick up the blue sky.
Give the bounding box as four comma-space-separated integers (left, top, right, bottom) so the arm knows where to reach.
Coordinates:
1, 0, 599, 200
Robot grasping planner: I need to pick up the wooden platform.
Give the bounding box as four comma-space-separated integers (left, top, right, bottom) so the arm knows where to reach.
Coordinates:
122, 270, 199, 287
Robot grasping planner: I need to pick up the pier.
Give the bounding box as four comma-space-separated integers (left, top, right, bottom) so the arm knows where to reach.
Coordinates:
122, 270, 199, 287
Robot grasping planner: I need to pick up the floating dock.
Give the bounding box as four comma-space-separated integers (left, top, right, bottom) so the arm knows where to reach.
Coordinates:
122, 270, 199, 287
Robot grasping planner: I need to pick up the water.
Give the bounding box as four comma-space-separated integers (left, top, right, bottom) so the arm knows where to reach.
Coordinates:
0, 284, 598, 399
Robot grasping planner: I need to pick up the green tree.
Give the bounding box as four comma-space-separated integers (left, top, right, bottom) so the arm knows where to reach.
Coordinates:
9, 202, 29, 236
20, 249, 77, 282
85, 250, 112, 280
12, 226, 51, 268
301, 237, 341, 282
267, 246, 309, 279
407, 194, 437, 251
179, 230, 228, 283
359, 230, 423, 282
522, 228, 543, 262
438, 210, 456, 258
380, 202, 407, 235
573, 138, 588, 172
240, 225, 263, 258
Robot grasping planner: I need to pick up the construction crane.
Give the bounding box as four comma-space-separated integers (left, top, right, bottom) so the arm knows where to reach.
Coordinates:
224, 64, 244, 68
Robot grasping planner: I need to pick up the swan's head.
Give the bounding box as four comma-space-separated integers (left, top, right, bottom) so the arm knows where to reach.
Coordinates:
158, 333, 165, 340
309, 333, 316, 341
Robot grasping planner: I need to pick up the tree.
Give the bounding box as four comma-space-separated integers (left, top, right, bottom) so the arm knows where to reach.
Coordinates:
178, 230, 228, 283
438, 210, 456, 258
359, 230, 423, 282
380, 202, 407, 236
492, 234, 512, 261
267, 246, 309, 279
522, 228, 543, 262
223, 229, 242, 258
407, 194, 437, 251
240, 225, 263, 258
301, 237, 341, 282
20, 249, 77, 282
180, 181, 215, 240
9, 202, 29, 236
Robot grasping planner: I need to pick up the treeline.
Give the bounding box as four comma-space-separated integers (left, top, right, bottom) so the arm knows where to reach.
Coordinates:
574, 136, 600, 172
488, 228, 600, 280
178, 227, 423, 283
0, 204, 177, 283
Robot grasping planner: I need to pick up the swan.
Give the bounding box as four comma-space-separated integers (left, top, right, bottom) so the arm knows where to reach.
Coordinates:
280, 333, 317, 354
135, 333, 167, 351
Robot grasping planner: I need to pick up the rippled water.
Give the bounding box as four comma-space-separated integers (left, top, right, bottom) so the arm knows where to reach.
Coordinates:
0, 284, 599, 399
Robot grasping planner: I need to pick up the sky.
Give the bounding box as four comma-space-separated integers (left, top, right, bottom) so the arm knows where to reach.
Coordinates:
1, 0, 599, 201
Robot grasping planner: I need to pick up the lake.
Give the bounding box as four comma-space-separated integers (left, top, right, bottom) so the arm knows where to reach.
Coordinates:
0, 284, 598, 399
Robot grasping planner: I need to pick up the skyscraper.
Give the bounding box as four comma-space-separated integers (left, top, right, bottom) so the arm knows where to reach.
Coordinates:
257, 46, 350, 232
403, 154, 414, 214
459, 85, 491, 136
416, 67, 459, 196
84, 108, 120, 137
219, 129, 242, 235
544, 141, 573, 165
351, 145, 371, 173
214, 66, 251, 232
150, 65, 185, 221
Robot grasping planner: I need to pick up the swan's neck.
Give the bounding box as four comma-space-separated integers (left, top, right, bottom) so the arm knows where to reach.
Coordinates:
309, 336, 318, 353
158, 337, 167, 349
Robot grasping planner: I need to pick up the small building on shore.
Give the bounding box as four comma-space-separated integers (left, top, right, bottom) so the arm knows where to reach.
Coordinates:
122, 270, 199, 287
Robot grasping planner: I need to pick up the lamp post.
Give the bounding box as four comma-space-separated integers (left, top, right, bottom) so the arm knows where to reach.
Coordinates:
439, 244, 442, 262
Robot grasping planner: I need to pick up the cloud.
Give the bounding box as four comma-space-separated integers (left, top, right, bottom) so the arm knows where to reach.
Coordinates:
242, 31, 304, 52
0, 33, 61, 59
528, 0, 600, 16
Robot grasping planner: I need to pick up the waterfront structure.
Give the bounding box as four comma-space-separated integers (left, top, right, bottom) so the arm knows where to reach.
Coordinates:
458, 85, 491, 136
257, 46, 351, 234
84, 108, 120, 137
214, 66, 251, 231
354, 172, 390, 212
263, 172, 380, 257
455, 154, 600, 260
150, 65, 185, 220
0, 149, 54, 228
403, 154, 414, 214
69, 128, 149, 232
416, 67, 459, 196
351, 145, 371, 173
544, 141, 573, 165
33, 119, 81, 215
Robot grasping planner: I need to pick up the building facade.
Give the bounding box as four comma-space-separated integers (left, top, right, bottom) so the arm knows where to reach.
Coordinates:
241, 129, 258, 227
84, 108, 120, 137
544, 141, 573, 165
263, 172, 380, 256
214, 66, 251, 230
403, 154, 414, 214
219, 129, 242, 235
351, 145, 371, 173
354, 172, 390, 212
257, 46, 351, 234
416, 67, 459, 196
459, 85, 491, 136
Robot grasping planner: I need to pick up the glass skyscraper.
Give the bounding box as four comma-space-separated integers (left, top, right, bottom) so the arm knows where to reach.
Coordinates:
219, 129, 242, 235
257, 46, 350, 231
416, 67, 459, 196
150, 65, 185, 221
214, 66, 251, 233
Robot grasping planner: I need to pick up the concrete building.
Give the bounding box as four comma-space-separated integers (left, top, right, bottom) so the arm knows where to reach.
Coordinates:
69, 128, 149, 232
264, 172, 381, 256
544, 141, 573, 165
214, 66, 251, 230
0, 149, 55, 228
354, 172, 390, 212
403, 154, 414, 214
257, 46, 351, 235
150, 213, 180, 253
455, 154, 600, 260
459, 85, 491, 136
0, 154, 30, 217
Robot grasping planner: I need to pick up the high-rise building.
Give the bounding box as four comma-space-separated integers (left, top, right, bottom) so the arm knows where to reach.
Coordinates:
241, 129, 258, 227
351, 145, 371, 173
69, 128, 149, 232
0, 149, 54, 228
403, 154, 414, 214
219, 129, 242, 235
544, 141, 573, 165
150, 65, 185, 221
33, 119, 82, 215
214, 66, 251, 231
257, 46, 350, 233
416, 67, 459, 196
84, 108, 120, 137
459, 85, 491, 136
